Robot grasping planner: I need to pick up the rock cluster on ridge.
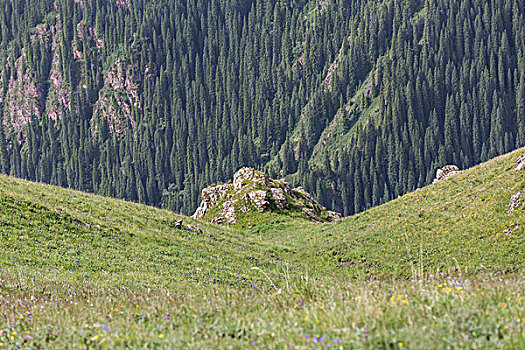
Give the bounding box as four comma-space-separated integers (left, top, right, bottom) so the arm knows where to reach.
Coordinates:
433, 165, 461, 183
192, 167, 341, 225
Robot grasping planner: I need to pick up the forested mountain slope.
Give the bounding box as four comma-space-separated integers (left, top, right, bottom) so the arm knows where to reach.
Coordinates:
0, 0, 523, 216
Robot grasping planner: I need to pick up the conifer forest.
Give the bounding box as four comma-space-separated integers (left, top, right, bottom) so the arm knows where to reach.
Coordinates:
0, 0, 523, 215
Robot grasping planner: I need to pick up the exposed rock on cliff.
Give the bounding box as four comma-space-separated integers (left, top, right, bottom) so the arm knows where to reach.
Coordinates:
3, 55, 43, 137
193, 167, 341, 225
91, 59, 140, 135
46, 20, 72, 122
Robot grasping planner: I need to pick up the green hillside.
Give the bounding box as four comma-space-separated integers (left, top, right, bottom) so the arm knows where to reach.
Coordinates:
305, 147, 525, 278
1, 148, 525, 348
0, 173, 314, 288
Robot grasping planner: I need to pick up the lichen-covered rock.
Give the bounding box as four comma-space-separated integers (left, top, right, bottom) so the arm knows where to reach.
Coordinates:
433, 165, 460, 183
515, 154, 525, 171
300, 206, 320, 223
270, 188, 287, 210
233, 167, 269, 190
193, 201, 208, 219
276, 179, 297, 200
192, 167, 342, 225
328, 211, 342, 220
249, 190, 270, 212
508, 192, 523, 216
221, 200, 238, 224
192, 183, 233, 219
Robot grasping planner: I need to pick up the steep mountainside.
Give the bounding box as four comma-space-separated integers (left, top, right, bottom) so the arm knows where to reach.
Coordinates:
0, 0, 523, 217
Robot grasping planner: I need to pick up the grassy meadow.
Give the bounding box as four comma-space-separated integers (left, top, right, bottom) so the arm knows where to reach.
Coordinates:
1, 148, 525, 348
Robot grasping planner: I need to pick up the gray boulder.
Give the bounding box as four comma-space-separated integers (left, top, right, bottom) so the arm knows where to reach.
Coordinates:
249, 190, 270, 212
508, 192, 523, 216
433, 165, 460, 183
516, 154, 525, 171
270, 187, 288, 210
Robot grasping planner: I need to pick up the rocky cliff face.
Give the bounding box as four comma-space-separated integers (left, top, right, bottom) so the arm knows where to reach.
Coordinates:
1, 0, 139, 140
193, 167, 341, 225
91, 58, 140, 135
2, 54, 43, 138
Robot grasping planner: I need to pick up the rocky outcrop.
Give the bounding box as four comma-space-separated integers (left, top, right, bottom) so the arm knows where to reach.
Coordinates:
46, 20, 72, 122
215, 200, 238, 224
2, 54, 43, 137
508, 192, 523, 216
193, 167, 341, 225
515, 154, 525, 171
91, 59, 140, 135
323, 39, 348, 92
3, 10, 105, 128
248, 190, 270, 212
433, 165, 460, 183
270, 187, 287, 210
193, 183, 233, 220
234, 167, 269, 190
294, 186, 314, 206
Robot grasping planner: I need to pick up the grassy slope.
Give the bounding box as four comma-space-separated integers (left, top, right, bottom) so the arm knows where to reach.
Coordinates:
0, 175, 315, 289
303, 147, 525, 278
0, 148, 524, 348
